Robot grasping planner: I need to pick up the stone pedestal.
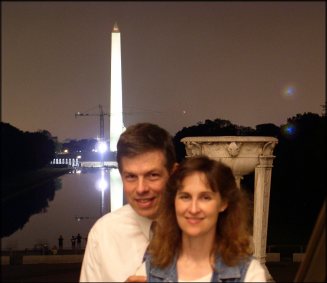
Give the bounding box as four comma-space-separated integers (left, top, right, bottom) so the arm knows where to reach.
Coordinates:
181, 136, 278, 280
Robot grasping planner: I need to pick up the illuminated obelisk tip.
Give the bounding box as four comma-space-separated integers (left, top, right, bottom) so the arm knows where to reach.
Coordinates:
113, 22, 119, 32
110, 22, 124, 151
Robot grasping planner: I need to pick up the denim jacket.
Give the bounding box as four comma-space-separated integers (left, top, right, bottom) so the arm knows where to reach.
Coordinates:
145, 254, 252, 282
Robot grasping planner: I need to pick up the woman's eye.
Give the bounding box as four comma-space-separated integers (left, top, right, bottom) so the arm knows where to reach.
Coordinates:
201, 195, 212, 201
179, 194, 190, 200
149, 173, 160, 180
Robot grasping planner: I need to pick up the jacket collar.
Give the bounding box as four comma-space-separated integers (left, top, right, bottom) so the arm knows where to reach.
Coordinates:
148, 254, 178, 282
148, 254, 250, 282
213, 255, 242, 280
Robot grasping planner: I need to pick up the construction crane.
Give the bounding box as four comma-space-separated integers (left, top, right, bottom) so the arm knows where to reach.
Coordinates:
75, 105, 109, 140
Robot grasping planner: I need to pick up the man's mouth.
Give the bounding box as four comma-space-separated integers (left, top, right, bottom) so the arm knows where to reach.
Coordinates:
135, 197, 156, 208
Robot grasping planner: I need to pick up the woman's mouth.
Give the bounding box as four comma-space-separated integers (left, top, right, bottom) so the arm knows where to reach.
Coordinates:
185, 217, 203, 224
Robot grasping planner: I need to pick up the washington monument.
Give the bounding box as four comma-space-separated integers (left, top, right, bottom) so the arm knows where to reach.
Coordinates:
110, 22, 124, 151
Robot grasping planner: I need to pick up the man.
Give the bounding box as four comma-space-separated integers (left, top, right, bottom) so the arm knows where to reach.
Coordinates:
80, 123, 177, 282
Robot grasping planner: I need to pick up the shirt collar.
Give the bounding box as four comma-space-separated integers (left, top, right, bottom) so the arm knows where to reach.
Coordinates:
132, 206, 153, 241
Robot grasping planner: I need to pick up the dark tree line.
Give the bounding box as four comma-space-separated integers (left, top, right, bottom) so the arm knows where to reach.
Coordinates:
1, 122, 62, 237
60, 138, 99, 153
268, 113, 326, 245
1, 122, 56, 180
173, 112, 326, 246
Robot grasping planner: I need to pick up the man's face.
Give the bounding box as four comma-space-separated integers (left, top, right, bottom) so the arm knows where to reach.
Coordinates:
120, 150, 170, 219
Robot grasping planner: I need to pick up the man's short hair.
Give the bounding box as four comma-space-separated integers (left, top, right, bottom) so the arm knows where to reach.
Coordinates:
116, 123, 176, 172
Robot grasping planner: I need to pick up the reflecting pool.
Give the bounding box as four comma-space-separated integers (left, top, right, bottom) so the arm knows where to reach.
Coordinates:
1, 168, 124, 250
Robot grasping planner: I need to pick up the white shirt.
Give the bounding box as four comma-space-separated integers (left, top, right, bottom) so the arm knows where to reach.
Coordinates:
135, 258, 266, 282
80, 204, 152, 282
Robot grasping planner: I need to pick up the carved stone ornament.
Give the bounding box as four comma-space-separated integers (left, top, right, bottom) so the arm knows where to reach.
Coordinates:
181, 136, 278, 177
227, 142, 241, 157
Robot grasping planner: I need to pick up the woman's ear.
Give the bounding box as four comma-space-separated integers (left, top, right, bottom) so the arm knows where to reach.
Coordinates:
171, 162, 179, 174
220, 202, 228, 212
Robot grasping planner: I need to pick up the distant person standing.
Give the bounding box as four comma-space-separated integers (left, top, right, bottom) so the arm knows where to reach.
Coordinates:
58, 235, 64, 250
71, 235, 76, 250
76, 233, 82, 249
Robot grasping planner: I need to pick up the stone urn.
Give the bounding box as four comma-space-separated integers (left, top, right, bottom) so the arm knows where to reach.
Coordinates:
181, 136, 278, 186
181, 136, 278, 280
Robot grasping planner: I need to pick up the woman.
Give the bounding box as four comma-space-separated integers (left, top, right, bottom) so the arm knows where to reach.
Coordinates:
136, 155, 266, 282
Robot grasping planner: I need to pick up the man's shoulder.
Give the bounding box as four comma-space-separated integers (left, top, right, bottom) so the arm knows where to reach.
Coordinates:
98, 203, 133, 220
90, 204, 137, 230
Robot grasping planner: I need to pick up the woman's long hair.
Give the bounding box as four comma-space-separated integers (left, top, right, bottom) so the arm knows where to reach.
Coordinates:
148, 155, 253, 268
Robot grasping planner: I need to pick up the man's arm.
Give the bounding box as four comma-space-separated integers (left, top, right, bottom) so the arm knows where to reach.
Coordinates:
125, 275, 147, 282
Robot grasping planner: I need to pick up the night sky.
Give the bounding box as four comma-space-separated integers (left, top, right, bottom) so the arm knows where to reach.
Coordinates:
2, 1, 325, 142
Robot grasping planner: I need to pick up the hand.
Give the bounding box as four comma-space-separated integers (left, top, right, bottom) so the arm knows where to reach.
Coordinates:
125, 275, 147, 282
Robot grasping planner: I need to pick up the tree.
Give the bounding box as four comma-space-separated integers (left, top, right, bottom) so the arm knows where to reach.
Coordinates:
1, 122, 56, 179
173, 118, 256, 162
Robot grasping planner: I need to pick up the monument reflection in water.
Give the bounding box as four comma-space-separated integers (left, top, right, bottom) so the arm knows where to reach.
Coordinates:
1, 168, 124, 251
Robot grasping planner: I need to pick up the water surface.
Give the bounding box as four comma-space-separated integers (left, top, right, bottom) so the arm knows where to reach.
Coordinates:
1, 169, 121, 250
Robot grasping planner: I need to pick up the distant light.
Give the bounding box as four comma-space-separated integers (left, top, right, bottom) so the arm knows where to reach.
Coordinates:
64, 149, 69, 153
77, 155, 82, 159
282, 124, 296, 136
97, 176, 108, 191
97, 141, 108, 153
286, 86, 295, 96
287, 125, 294, 134
282, 84, 297, 99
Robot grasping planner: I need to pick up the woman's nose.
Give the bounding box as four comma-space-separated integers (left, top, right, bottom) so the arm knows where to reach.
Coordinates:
189, 199, 200, 213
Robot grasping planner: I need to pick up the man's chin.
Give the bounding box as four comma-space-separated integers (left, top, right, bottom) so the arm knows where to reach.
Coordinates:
140, 208, 157, 219
132, 205, 157, 219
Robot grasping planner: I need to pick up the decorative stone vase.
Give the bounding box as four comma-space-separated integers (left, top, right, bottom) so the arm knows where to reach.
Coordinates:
181, 136, 278, 186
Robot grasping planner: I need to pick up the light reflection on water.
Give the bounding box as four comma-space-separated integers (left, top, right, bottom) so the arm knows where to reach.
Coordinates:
1, 169, 123, 250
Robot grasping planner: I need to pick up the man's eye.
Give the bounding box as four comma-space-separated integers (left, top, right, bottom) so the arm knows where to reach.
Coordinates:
124, 175, 136, 181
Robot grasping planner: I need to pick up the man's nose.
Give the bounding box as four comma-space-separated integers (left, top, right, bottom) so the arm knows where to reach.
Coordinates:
136, 177, 149, 194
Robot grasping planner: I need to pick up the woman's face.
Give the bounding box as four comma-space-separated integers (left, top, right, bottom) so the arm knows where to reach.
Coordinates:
175, 172, 227, 239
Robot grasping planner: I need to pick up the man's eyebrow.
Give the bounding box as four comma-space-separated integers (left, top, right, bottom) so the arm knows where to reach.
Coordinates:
122, 171, 135, 175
